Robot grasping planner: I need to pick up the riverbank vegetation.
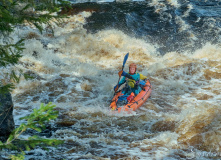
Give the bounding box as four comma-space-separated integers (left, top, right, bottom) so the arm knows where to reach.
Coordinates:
0, 1, 71, 159
0, 0, 70, 94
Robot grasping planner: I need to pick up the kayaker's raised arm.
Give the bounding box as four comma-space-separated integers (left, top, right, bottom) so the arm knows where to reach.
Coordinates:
140, 74, 147, 80
120, 71, 135, 80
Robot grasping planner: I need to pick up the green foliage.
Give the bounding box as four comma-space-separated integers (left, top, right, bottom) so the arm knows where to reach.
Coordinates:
0, 0, 71, 94
0, 83, 15, 94
10, 152, 25, 160
0, 0, 71, 159
0, 102, 63, 159
0, 39, 24, 66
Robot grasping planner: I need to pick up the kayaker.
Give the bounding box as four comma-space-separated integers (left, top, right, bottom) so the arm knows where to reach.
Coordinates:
114, 63, 147, 95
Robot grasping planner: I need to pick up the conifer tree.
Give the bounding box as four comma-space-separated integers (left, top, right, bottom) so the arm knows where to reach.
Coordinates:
0, 1, 71, 159
0, 0, 70, 94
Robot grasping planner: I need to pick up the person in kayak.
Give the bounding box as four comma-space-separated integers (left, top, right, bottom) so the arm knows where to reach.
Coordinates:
114, 63, 147, 96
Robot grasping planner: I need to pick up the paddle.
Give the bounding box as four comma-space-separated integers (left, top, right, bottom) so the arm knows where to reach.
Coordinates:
114, 53, 129, 93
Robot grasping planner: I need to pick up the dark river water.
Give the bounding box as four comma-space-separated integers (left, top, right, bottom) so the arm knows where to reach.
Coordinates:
65, 0, 221, 54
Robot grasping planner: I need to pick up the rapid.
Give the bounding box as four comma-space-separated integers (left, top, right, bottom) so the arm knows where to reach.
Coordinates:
3, 0, 221, 159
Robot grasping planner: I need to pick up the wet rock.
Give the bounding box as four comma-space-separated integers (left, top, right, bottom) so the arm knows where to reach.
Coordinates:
0, 92, 15, 142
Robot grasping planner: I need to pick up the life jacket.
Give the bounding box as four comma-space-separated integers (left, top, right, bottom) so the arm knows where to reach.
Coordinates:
126, 72, 140, 88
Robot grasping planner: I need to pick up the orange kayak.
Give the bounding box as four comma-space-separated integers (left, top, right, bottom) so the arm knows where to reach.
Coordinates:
110, 79, 152, 113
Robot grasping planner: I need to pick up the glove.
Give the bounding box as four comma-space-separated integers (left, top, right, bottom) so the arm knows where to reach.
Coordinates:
118, 70, 127, 77
114, 85, 117, 91
114, 84, 121, 91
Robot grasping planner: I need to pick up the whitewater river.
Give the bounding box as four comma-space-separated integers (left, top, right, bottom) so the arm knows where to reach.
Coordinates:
2, 0, 221, 159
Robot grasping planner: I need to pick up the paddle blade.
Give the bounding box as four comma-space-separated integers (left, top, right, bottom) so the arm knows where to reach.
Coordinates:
122, 53, 129, 68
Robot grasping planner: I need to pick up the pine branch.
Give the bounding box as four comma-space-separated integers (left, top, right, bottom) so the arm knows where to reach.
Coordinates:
0, 0, 71, 94
0, 103, 64, 159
